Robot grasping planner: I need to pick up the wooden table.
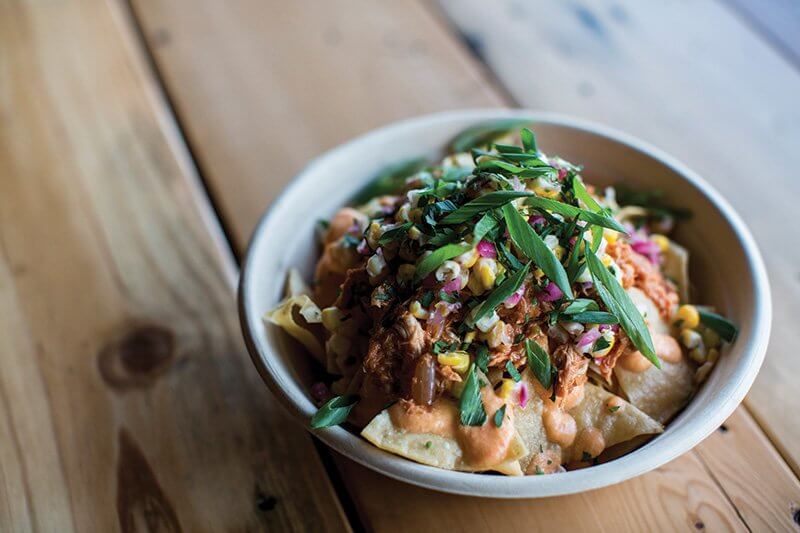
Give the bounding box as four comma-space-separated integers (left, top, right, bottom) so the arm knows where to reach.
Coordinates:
2, 0, 799, 531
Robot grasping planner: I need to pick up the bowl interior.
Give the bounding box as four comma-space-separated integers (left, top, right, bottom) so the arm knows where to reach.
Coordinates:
240, 110, 769, 498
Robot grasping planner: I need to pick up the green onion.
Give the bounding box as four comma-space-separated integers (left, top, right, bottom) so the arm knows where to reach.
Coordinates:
459, 364, 487, 426
473, 212, 499, 242
573, 177, 606, 251
501, 204, 573, 298
585, 246, 659, 368
378, 222, 412, 245
505, 361, 522, 382
474, 343, 490, 373
493, 405, 507, 428
449, 120, 532, 153
310, 395, 359, 429
563, 311, 619, 324
562, 298, 599, 314
440, 191, 534, 225
469, 261, 531, 326
526, 339, 553, 389
525, 196, 627, 233
520, 128, 537, 153
415, 242, 472, 280
698, 309, 738, 343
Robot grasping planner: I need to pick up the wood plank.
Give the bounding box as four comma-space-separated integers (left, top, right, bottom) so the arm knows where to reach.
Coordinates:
0, 0, 349, 531
336, 451, 746, 532
725, 0, 800, 67
130, 0, 503, 249
132, 0, 798, 530
697, 410, 800, 531
436, 0, 800, 483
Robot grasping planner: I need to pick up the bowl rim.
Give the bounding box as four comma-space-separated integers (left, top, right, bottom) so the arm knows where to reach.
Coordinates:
238, 109, 771, 498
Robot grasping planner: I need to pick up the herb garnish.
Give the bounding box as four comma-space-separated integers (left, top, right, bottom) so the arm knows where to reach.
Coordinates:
474, 343, 490, 373
501, 204, 573, 298
459, 364, 487, 426
310, 395, 359, 429
415, 242, 472, 280
378, 222, 412, 245
525, 196, 627, 233
564, 311, 619, 324
526, 339, 553, 389
441, 191, 534, 225
448, 119, 532, 152
469, 261, 531, 326
494, 405, 507, 428
505, 361, 522, 382
698, 309, 738, 343
585, 246, 659, 367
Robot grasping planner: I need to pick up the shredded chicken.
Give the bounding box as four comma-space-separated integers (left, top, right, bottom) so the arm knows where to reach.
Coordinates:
552, 344, 589, 407
607, 241, 678, 319
596, 331, 631, 382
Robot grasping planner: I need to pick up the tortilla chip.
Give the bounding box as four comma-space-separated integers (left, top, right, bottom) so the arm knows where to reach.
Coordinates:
565, 384, 662, 461
361, 406, 527, 476
614, 358, 694, 424
662, 240, 689, 303
627, 287, 670, 335
264, 293, 324, 362
615, 288, 695, 423
513, 370, 662, 468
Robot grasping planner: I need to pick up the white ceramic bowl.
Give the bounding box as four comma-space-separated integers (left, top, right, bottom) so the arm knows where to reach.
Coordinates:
239, 110, 771, 498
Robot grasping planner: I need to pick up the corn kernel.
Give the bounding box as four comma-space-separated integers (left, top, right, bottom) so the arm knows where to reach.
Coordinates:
408, 226, 422, 240
437, 351, 470, 373
592, 335, 615, 358
409, 300, 430, 320
601, 254, 613, 268
603, 229, 619, 246
366, 221, 382, 249
321, 306, 344, 332
675, 305, 700, 329
474, 258, 497, 291
463, 331, 476, 344
455, 247, 479, 269
396, 203, 410, 222
680, 328, 702, 349
553, 245, 566, 261
651, 234, 670, 252
689, 345, 707, 364
435, 260, 461, 283
366, 252, 387, 279
498, 378, 516, 399
533, 268, 545, 281
397, 264, 416, 284
702, 327, 721, 349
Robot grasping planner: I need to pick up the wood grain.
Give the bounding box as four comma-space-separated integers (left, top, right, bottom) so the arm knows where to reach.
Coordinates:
0, 0, 349, 531
436, 0, 800, 483
130, 0, 503, 249
132, 0, 800, 530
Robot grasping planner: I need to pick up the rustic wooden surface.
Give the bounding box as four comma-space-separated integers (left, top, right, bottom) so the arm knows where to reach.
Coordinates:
0, 0, 348, 531
2, 0, 799, 531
